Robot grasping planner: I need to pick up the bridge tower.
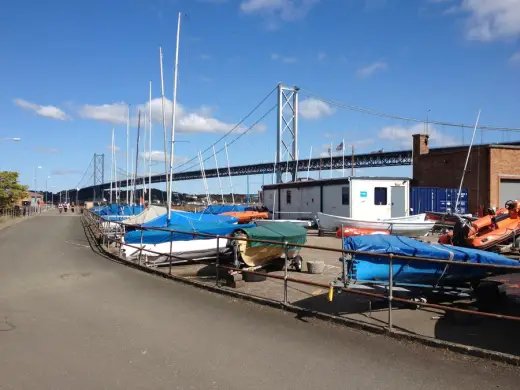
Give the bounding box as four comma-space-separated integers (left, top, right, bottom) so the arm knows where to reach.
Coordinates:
276, 83, 299, 183
93, 154, 105, 201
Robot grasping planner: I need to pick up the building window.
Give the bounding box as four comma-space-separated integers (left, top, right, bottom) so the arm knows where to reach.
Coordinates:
286, 190, 292, 204
374, 187, 387, 205
341, 187, 349, 205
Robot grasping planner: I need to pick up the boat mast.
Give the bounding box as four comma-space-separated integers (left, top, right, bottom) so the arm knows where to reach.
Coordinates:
130, 148, 134, 205
149, 80, 153, 206
159, 47, 169, 209
114, 136, 118, 203
306, 146, 312, 180
133, 111, 141, 205
168, 11, 182, 222
213, 145, 224, 204
198, 151, 211, 206
455, 109, 481, 213
224, 142, 235, 204
142, 113, 147, 204
126, 105, 130, 204
110, 128, 114, 204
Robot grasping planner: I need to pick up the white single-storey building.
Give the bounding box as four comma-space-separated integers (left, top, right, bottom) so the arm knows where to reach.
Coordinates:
262, 177, 411, 221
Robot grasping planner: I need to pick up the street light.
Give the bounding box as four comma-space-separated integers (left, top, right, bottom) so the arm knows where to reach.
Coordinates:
46, 176, 51, 205
0, 137, 21, 143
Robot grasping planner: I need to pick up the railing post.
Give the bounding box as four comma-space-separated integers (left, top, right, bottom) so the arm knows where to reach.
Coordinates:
341, 224, 346, 286
283, 242, 289, 306
216, 235, 220, 287
388, 253, 394, 332
168, 231, 173, 275
138, 228, 144, 265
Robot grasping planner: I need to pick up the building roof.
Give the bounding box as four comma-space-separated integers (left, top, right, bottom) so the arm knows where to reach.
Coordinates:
263, 176, 410, 190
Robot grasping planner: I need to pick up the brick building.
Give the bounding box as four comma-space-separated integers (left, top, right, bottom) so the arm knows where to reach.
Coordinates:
412, 134, 520, 215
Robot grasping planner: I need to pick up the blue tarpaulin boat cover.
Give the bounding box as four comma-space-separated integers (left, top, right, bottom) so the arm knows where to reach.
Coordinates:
92, 204, 144, 216
124, 221, 255, 244
201, 205, 256, 214
142, 210, 238, 228
343, 235, 520, 287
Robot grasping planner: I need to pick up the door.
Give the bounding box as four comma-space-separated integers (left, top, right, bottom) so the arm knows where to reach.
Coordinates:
391, 186, 406, 217
499, 179, 520, 208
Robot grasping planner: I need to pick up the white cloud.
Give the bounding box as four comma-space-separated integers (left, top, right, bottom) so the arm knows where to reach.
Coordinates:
13, 98, 70, 121
199, 54, 212, 60
270, 53, 298, 63
33, 147, 60, 154
357, 62, 387, 78
509, 51, 520, 64
299, 98, 335, 120
240, 0, 319, 21
140, 150, 189, 164
317, 52, 326, 61
378, 123, 458, 148
107, 145, 121, 152
77, 98, 263, 134
78, 102, 128, 124
458, 0, 520, 41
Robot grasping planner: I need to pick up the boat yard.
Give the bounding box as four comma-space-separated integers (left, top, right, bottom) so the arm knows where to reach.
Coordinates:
84, 205, 520, 363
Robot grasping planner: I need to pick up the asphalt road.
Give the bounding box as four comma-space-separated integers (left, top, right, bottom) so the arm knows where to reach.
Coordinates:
0, 212, 519, 389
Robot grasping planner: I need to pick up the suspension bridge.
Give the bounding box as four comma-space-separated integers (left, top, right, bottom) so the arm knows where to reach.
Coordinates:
66, 83, 520, 202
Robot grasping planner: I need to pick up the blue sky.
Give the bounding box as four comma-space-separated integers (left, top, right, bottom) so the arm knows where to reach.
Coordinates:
1, 0, 519, 195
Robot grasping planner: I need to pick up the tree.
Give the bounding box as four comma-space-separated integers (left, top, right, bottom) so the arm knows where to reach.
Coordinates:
0, 171, 28, 208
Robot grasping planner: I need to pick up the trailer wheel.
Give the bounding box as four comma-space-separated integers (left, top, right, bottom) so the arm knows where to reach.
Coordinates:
293, 255, 303, 272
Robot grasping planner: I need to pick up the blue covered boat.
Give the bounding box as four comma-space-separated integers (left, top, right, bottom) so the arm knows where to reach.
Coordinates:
342, 235, 520, 288
121, 214, 254, 263
91, 204, 144, 217
142, 210, 238, 228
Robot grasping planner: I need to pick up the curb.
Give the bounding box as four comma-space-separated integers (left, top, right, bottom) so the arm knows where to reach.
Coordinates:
83, 218, 520, 367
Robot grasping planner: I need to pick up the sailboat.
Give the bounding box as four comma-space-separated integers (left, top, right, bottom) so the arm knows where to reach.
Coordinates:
120, 13, 251, 264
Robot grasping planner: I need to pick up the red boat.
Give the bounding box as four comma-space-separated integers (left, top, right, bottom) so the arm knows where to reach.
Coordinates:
336, 227, 389, 239
438, 201, 520, 251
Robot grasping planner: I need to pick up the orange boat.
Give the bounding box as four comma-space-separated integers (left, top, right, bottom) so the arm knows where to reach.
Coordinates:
439, 201, 520, 250
222, 211, 269, 224
336, 227, 390, 239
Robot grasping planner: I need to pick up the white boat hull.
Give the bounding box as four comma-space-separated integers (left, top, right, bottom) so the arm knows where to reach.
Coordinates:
254, 219, 313, 228
120, 237, 230, 265
317, 212, 435, 237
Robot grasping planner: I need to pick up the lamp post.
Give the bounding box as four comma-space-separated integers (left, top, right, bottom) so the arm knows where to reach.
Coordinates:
34, 166, 42, 209
0, 137, 21, 143
45, 176, 51, 206
51, 186, 56, 206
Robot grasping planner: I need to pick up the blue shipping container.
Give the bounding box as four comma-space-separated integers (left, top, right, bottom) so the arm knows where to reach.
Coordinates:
410, 187, 468, 215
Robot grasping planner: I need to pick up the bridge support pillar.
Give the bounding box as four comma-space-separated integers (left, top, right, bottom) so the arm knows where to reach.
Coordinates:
276, 84, 299, 183
93, 154, 105, 202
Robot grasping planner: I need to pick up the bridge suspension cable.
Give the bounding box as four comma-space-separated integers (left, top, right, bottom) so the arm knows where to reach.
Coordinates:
74, 157, 94, 190
299, 88, 520, 132
176, 103, 278, 174
173, 85, 278, 173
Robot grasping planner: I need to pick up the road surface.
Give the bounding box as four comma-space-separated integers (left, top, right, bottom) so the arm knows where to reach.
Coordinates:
0, 212, 518, 389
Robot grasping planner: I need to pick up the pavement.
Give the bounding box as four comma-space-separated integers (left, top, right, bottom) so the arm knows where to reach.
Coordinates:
1, 211, 519, 389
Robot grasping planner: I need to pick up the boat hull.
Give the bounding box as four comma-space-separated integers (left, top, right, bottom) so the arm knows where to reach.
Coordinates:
317, 212, 435, 237
343, 235, 520, 287
121, 237, 230, 263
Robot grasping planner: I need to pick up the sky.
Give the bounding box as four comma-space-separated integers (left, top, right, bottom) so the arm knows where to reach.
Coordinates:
1, 0, 519, 196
